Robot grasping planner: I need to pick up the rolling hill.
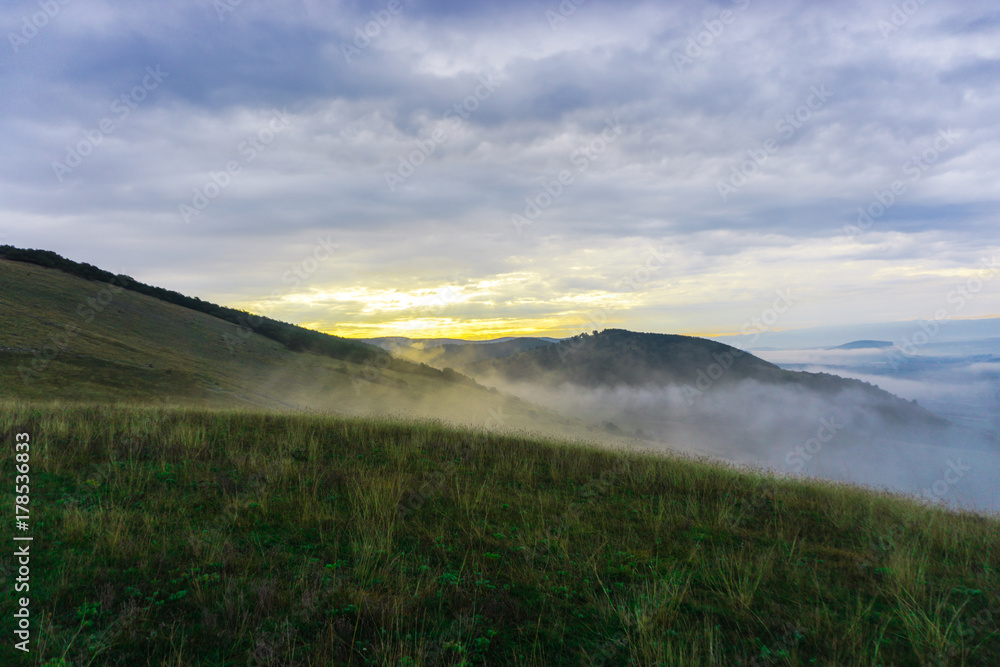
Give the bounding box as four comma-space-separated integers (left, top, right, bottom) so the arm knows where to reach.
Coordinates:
472, 328, 945, 426
833, 340, 896, 350
0, 253, 605, 442
3, 403, 999, 665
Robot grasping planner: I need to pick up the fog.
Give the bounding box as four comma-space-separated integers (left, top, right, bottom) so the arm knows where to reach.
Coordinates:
755, 340, 1000, 435
247, 336, 999, 516
474, 372, 1000, 516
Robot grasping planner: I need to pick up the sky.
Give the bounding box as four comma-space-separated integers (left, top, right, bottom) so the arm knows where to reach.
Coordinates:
2, 0, 999, 340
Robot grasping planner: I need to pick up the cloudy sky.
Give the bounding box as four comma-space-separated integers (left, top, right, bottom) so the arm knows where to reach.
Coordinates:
3, 0, 998, 339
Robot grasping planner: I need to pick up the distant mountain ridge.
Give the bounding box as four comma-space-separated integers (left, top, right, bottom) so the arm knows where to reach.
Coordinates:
832, 340, 895, 350
474, 329, 775, 387
363, 335, 560, 350
473, 329, 946, 426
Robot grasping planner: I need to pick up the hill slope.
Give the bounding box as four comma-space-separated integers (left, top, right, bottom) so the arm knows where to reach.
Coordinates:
473, 328, 944, 425
0, 245, 379, 363
1, 403, 997, 665
474, 329, 780, 385
0, 258, 604, 441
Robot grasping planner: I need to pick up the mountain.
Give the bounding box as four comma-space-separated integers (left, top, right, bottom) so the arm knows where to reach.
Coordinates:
832, 340, 895, 350
0, 245, 380, 363
473, 329, 942, 423
474, 329, 778, 387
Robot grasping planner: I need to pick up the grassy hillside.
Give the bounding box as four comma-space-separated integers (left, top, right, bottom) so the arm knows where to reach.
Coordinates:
0, 245, 378, 364
2, 402, 998, 665
0, 259, 609, 441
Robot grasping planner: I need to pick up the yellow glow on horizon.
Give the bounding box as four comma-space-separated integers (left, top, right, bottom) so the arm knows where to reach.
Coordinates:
233, 272, 647, 340
307, 314, 619, 340
219, 236, 1000, 343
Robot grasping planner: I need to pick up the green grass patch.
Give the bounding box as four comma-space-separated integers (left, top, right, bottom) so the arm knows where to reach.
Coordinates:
0, 402, 997, 665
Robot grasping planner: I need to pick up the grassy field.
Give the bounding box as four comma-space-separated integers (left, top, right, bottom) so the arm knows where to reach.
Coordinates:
1, 402, 997, 665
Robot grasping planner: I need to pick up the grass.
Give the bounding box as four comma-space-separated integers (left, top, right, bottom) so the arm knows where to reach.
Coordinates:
1, 402, 998, 665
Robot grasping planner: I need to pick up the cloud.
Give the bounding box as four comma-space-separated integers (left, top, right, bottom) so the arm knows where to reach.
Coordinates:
1, 0, 999, 336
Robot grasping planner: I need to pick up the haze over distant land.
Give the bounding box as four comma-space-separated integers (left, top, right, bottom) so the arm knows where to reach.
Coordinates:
2, 0, 998, 340
373, 324, 1000, 514
708, 318, 1000, 439
711, 317, 1000, 351
461, 330, 1000, 514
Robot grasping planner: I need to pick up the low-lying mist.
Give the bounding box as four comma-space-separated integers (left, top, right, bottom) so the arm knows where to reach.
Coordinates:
243, 340, 999, 515
475, 372, 1000, 515
756, 341, 1000, 436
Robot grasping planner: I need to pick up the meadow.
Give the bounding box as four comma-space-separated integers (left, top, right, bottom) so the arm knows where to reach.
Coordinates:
1, 402, 997, 665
